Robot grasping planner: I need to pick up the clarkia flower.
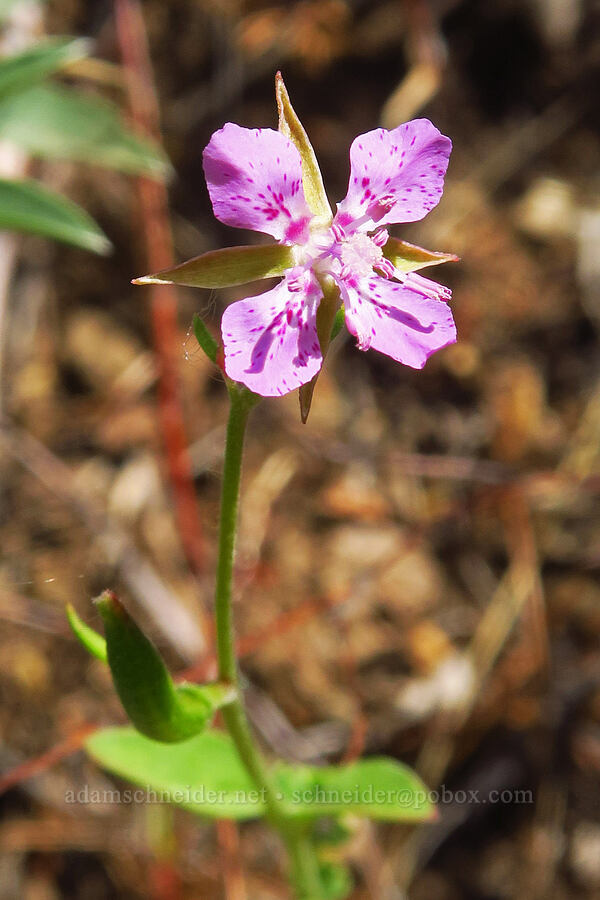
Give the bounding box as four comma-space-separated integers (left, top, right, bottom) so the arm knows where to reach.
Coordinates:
135, 75, 458, 416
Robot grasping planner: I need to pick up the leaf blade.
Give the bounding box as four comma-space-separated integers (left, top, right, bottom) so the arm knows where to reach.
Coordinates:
0, 177, 110, 253
86, 726, 267, 820
192, 313, 218, 363
275, 757, 435, 822
66, 604, 107, 662
0, 38, 88, 100
0, 83, 170, 177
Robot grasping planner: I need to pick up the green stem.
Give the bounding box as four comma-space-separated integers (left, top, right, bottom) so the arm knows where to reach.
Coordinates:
214, 385, 322, 899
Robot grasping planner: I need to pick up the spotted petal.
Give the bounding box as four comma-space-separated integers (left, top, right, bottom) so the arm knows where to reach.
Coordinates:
203, 124, 313, 244
221, 270, 323, 396
336, 271, 456, 369
335, 120, 451, 233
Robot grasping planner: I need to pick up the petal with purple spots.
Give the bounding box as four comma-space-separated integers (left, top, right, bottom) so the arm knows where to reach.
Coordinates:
203, 124, 313, 243
335, 271, 456, 369
335, 120, 452, 232
221, 271, 323, 396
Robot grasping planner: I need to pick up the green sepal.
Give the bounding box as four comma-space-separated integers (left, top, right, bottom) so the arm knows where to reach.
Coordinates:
95, 591, 236, 743
299, 275, 341, 423
275, 71, 331, 223
383, 237, 459, 273
66, 603, 107, 662
192, 313, 218, 364
133, 243, 294, 289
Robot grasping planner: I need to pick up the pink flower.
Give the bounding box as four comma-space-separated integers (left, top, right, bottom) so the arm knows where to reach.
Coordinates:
203, 117, 456, 398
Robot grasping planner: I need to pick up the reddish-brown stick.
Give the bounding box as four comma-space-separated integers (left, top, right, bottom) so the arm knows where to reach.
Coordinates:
114, 0, 209, 608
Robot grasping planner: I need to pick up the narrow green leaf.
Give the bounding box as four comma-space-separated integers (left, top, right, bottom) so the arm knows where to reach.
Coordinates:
274, 757, 435, 822
133, 243, 294, 289
0, 38, 88, 100
0, 177, 110, 253
275, 71, 331, 223
192, 313, 218, 364
96, 591, 235, 743
66, 603, 107, 662
330, 305, 345, 342
86, 726, 267, 820
0, 84, 170, 177
383, 237, 459, 273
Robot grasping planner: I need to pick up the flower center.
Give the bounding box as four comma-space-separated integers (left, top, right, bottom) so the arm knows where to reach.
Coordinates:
338, 232, 383, 278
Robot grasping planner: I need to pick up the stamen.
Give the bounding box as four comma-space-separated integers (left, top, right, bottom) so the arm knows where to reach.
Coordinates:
331, 222, 345, 242
374, 258, 395, 279
372, 228, 389, 247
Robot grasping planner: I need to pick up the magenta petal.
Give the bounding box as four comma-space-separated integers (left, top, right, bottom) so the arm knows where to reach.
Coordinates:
335, 119, 451, 232
337, 272, 456, 369
221, 271, 323, 396
203, 124, 313, 243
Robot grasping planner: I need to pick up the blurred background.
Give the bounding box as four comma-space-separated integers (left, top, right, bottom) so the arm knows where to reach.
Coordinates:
0, 0, 599, 897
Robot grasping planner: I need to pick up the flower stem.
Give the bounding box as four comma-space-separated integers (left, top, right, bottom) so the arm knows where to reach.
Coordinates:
214, 385, 322, 899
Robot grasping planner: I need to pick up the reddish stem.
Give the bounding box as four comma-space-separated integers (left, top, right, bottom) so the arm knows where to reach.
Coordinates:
114, 0, 208, 600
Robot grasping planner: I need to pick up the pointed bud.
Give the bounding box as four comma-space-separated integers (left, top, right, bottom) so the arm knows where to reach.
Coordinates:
95, 591, 235, 743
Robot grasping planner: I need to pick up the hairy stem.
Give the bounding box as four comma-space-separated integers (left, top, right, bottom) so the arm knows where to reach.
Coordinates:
214, 386, 322, 899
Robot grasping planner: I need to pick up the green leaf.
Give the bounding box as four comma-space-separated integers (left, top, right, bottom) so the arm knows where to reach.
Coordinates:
276, 71, 331, 223
274, 757, 434, 822
66, 603, 107, 662
87, 721, 434, 824
133, 243, 294, 289
192, 313, 218, 364
383, 237, 459, 273
0, 0, 37, 21
0, 177, 110, 253
96, 591, 235, 743
0, 84, 170, 177
330, 305, 345, 342
0, 38, 88, 101
86, 726, 267, 820
317, 861, 353, 900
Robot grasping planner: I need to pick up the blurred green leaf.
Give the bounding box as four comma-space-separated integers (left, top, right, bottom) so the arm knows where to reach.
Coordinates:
383, 237, 459, 273
274, 757, 434, 822
0, 38, 88, 100
86, 726, 267, 820
66, 603, 107, 662
0, 177, 110, 253
134, 243, 294, 289
276, 71, 331, 223
0, 84, 170, 177
87, 722, 434, 823
0, 0, 28, 21
96, 591, 235, 743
